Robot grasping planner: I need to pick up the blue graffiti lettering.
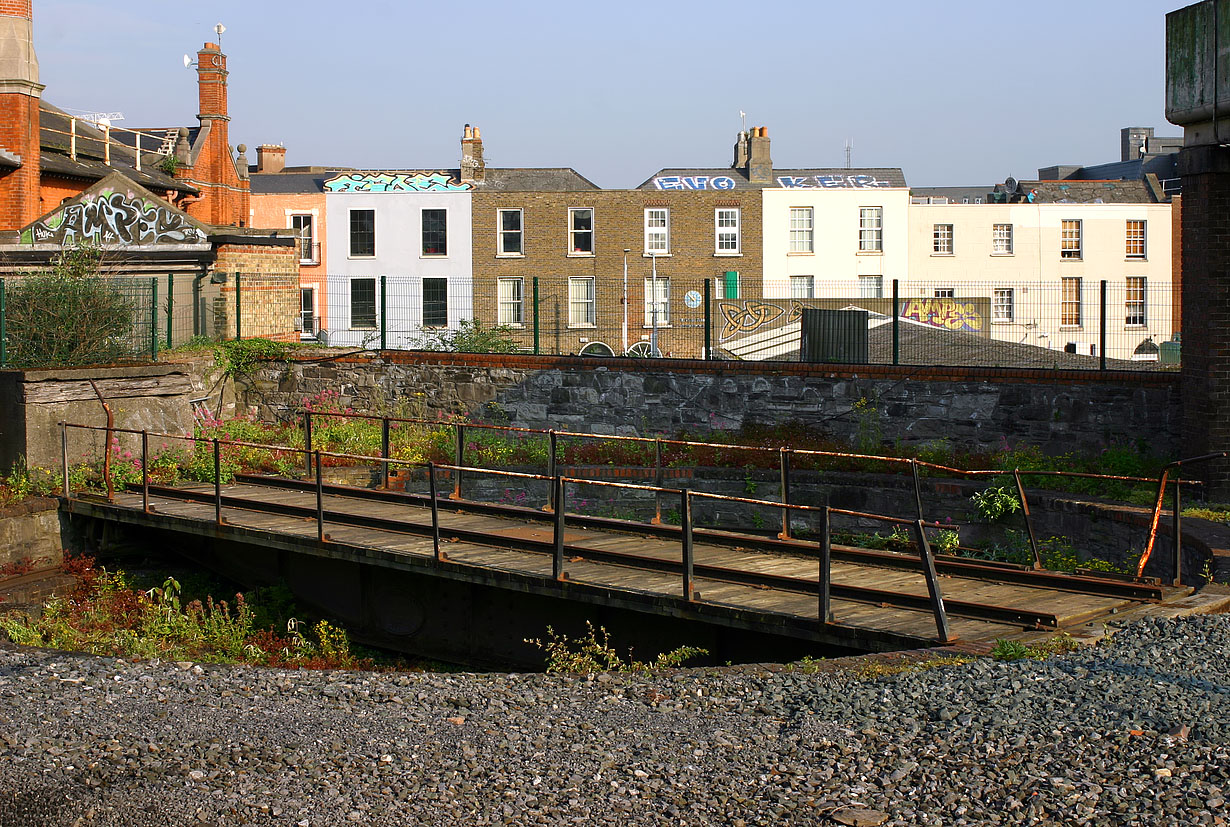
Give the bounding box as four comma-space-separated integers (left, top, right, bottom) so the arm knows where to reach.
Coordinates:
654, 176, 684, 190
711, 177, 736, 190
682, 176, 710, 190
324, 172, 471, 193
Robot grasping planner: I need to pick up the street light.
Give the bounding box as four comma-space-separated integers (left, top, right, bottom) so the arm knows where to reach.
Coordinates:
622, 249, 630, 354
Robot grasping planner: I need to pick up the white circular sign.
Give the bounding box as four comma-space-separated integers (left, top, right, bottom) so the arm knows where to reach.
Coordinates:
684, 290, 703, 309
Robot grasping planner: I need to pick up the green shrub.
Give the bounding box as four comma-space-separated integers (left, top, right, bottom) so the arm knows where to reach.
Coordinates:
971, 486, 1021, 522
526, 621, 707, 674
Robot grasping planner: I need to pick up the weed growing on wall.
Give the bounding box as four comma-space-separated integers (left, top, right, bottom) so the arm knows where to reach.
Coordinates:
525, 621, 707, 674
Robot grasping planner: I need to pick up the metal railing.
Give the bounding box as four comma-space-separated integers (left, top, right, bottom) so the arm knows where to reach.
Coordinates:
42, 118, 176, 173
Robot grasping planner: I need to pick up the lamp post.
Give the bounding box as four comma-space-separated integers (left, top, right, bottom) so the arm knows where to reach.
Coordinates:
622, 248, 630, 354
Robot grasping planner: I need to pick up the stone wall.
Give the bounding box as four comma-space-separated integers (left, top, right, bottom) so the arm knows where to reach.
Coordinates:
0, 498, 62, 572
243, 352, 1180, 457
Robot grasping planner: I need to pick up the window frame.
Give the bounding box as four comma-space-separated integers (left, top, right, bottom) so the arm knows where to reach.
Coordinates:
714, 207, 740, 255
992, 223, 1014, 255
644, 208, 669, 255
350, 277, 377, 329
932, 223, 954, 255
1125, 276, 1147, 327
858, 275, 883, 298
348, 209, 375, 258
859, 207, 883, 252
290, 213, 317, 264
1060, 276, 1082, 327
569, 207, 594, 256
790, 275, 814, 299
643, 276, 670, 326
568, 276, 596, 327
933, 288, 955, 299
1061, 219, 1082, 260
497, 209, 523, 257
421, 208, 448, 257
497, 277, 524, 327
993, 287, 1014, 323
422, 277, 448, 328
1126, 219, 1147, 260
789, 207, 814, 253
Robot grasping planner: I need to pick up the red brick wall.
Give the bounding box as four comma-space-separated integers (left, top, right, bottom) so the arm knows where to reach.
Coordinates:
177, 43, 250, 229
0, 93, 40, 230
0, 2, 32, 17
37, 175, 85, 214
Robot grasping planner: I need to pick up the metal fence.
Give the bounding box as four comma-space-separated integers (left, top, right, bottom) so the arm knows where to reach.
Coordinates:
302, 274, 1178, 370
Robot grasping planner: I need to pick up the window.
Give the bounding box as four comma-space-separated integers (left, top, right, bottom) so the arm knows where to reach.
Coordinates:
422, 209, 447, 256
789, 207, 813, 253
644, 277, 670, 325
715, 208, 740, 254
569, 208, 593, 254
722, 271, 739, 299
790, 275, 814, 298
497, 277, 523, 326
1061, 276, 1082, 326
291, 214, 316, 263
300, 287, 316, 335
993, 288, 1014, 322
992, 223, 1013, 255
1125, 277, 1147, 326
644, 208, 669, 254
349, 209, 375, 258
422, 278, 448, 327
498, 209, 522, 256
1126, 220, 1146, 259
933, 288, 954, 299
858, 275, 883, 298
859, 207, 883, 252
1061, 219, 1082, 259
350, 278, 376, 328
933, 224, 953, 255
569, 277, 596, 326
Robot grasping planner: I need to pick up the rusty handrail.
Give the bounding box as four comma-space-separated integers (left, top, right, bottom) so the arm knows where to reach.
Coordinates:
1139, 451, 1229, 584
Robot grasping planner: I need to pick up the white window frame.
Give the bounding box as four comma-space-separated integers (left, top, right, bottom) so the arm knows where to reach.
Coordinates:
568, 277, 596, 327
933, 224, 954, 255
1061, 276, 1082, 327
1125, 277, 1147, 327
299, 286, 317, 335
1126, 220, 1147, 259
644, 277, 670, 326
790, 275, 814, 298
858, 275, 883, 298
569, 207, 594, 255
289, 213, 317, 264
859, 207, 883, 252
993, 287, 1014, 323
992, 223, 1013, 255
497, 209, 523, 257
1061, 219, 1082, 259
715, 208, 740, 255
789, 207, 813, 253
497, 277, 524, 327
644, 208, 669, 255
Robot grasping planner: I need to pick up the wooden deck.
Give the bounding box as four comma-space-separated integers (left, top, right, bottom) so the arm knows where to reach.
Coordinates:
65, 476, 1221, 653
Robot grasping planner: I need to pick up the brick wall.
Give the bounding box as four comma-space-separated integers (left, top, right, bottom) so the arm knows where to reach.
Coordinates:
0, 2, 32, 16
472, 190, 762, 358
212, 241, 299, 341
37, 174, 85, 215
0, 92, 40, 229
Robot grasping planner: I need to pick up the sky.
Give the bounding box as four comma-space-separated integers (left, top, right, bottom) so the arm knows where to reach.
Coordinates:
32, 0, 1185, 188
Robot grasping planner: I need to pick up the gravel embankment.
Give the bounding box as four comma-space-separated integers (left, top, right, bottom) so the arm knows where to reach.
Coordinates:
0, 615, 1227, 826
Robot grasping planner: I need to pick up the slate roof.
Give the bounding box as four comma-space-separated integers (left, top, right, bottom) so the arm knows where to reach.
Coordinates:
250, 171, 346, 194
910, 186, 992, 203
37, 102, 195, 194
1006, 179, 1160, 204
249, 167, 601, 194
637, 167, 907, 191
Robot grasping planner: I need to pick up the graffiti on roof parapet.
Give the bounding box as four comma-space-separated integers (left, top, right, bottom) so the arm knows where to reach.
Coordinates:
20, 189, 207, 246
324, 172, 471, 193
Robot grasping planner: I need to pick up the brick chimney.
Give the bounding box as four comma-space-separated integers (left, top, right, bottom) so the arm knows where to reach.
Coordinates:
179, 41, 250, 227
732, 130, 749, 170
0, 0, 43, 230
256, 144, 286, 173
460, 124, 485, 183
747, 126, 772, 184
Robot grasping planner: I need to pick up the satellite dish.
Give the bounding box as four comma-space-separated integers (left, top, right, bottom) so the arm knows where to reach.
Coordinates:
214, 23, 226, 36
183, 54, 192, 68
1004, 176, 1018, 192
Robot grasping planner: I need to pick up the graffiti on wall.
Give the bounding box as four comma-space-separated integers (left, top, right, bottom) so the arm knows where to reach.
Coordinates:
652, 176, 737, 191
20, 189, 207, 246
899, 299, 984, 333
717, 300, 804, 341
324, 172, 471, 193
776, 175, 896, 189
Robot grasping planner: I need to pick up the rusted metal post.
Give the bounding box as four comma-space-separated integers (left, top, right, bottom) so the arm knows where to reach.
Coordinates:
913, 518, 952, 643
452, 424, 465, 500
778, 447, 792, 540
652, 438, 664, 525
427, 462, 441, 562
819, 506, 832, 624
303, 411, 313, 477
213, 438, 222, 525
681, 489, 695, 601
1140, 469, 1172, 577
89, 379, 114, 502
1013, 468, 1042, 570
60, 423, 69, 498
315, 450, 324, 543
141, 430, 149, 513
381, 417, 391, 489
546, 430, 558, 512
1172, 478, 1183, 586
910, 459, 924, 522
553, 475, 565, 581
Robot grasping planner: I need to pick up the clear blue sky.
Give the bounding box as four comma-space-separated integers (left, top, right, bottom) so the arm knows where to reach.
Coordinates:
33, 0, 1184, 188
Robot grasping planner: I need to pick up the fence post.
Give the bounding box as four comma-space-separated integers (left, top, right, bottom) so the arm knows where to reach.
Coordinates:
532, 276, 540, 355
545, 429, 558, 511
452, 423, 465, 499
150, 277, 159, 360
681, 489, 695, 601
166, 273, 174, 350
819, 507, 832, 623
381, 417, 391, 488
892, 278, 900, 366
428, 462, 442, 561
553, 475, 565, 580
1172, 478, 1183, 586
1012, 468, 1042, 569
777, 447, 791, 540
913, 518, 953, 643
1099, 279, 1107, 371
652, 438, 664, 524
0, 278, 6, 368
213, 438, 222, 525
315, 450, 324, 543
703, 277, 712, 360
302, 411, 313, 477
234, 272, 242, 341
60, 422, 69, 498
380, 275, 387, 351
141, 430, 149, 513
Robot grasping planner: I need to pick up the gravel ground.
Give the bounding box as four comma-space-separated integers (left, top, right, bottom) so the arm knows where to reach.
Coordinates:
0, 615, 1227, 827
